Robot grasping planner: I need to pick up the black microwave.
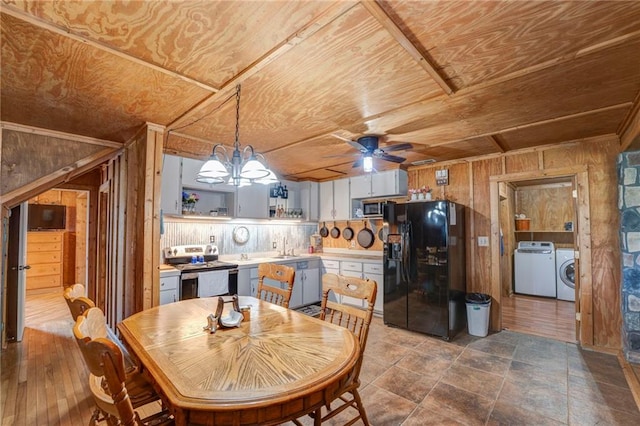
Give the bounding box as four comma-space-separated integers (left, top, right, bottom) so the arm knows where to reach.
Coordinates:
363, 201, 383, 217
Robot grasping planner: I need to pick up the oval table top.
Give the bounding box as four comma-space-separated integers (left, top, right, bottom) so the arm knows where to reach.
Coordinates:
118, 296, 359, 425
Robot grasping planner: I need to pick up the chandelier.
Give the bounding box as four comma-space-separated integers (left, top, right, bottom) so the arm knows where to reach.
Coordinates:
196, 85, 277, 187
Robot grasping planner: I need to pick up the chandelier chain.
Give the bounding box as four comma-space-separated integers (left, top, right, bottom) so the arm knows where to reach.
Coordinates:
235, 85, 241, 149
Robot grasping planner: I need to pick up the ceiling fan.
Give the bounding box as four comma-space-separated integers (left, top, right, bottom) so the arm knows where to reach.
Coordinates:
332, 135, 413, 172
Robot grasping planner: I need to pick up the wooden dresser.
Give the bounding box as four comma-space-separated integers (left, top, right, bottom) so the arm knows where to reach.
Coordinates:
26, 231, 76, 290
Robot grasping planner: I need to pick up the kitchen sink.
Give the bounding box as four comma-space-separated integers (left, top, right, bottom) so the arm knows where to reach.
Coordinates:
273, 255, 299, 259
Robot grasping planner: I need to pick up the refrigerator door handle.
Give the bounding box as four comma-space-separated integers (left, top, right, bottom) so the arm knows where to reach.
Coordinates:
402, 225, 411, 283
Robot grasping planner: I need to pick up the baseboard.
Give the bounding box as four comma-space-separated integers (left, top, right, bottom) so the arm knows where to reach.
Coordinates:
618, 351, 640, 410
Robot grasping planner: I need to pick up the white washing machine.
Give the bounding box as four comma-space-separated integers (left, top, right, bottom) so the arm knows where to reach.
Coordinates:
556, 248, 576, 301
514, 241, 556, 297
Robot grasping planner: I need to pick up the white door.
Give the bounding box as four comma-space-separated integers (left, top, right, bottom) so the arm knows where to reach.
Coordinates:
16, 202, 29, 342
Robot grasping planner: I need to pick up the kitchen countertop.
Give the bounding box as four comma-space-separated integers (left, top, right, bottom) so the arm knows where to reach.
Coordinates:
159, 264, 180, 277
218, 250, 382, 268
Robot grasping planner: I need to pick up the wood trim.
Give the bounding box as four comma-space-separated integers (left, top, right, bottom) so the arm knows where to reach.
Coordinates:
0, 5, 219, 93
167, 1, 357, 132
468, 162, 476, 291
618, 351, 640, 409
487, 135, 506, 153
489, 166, 592, 344
143, 127, 164, 310
619, 90, 640, 151
489, 180, 501, 330
0, 121, 122, 149
360, 0, 455, 95
576, 170, 593, 346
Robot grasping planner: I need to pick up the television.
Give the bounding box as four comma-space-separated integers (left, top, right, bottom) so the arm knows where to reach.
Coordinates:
28, 204, 66, 230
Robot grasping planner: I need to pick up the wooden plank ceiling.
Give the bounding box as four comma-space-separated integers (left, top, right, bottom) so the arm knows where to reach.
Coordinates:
2, 0, 640, 182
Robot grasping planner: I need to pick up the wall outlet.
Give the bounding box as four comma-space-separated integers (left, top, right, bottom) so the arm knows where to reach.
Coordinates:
272, 241, 277, 249
209, 235, 215, 243
478, 236, 489, 247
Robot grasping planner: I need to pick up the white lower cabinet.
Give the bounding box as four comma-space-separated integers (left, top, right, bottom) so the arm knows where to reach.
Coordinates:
339, 261, 364, 308
159, 274, 179, 305
236, 260, 321, 308
237, 267, 257, 297
363, 263, 384, 314
298, 260, 320, 306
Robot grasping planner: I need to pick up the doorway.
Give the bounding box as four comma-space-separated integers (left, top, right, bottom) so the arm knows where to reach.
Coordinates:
490, 167, 593, 346
5, 189, 89, 342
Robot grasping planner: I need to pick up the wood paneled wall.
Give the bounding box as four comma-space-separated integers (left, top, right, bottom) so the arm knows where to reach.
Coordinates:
97, 125, 162, 329
407, 135, 621, 350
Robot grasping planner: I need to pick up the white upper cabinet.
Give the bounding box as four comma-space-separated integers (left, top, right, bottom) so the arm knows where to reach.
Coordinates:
236, 185, 269, 218
319, 181, 334, 221
319, 178, 350, 220
160, 154, 182, 215
299, 181, 319, 221
349, 174, 372, 199
350, 169, 408, 199
333, 178, 351, 219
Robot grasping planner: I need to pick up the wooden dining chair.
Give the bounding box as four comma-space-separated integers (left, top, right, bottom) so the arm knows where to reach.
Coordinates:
256, 263, 296, 308
63, 283, 95, 320
294, 273, 377, 426
74, 307, 170, 426
64, 284, 137, 373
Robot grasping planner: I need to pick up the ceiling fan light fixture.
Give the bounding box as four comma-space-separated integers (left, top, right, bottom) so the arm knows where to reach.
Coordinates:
363, 154, 373, 173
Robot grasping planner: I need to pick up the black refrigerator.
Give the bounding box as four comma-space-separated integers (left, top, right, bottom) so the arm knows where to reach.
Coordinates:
383, 200, 466, 340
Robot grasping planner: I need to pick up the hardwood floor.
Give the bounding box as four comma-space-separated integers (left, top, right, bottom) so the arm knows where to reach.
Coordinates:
501, 293, 576, 343
1, 290, 96, 425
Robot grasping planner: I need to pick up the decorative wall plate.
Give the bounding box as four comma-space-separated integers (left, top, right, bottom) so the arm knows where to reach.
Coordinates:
233, 226, 250, 244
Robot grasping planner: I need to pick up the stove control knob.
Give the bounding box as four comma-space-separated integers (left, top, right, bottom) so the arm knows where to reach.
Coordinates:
173, 249, 178, 256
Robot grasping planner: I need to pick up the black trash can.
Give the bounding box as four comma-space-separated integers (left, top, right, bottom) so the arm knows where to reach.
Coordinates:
465, 293, 491, 337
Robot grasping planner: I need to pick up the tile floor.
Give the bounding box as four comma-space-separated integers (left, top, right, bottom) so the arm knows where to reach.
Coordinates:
289, 316, 640, 425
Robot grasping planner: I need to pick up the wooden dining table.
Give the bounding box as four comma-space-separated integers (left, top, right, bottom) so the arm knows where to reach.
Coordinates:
117, 296, 359, 426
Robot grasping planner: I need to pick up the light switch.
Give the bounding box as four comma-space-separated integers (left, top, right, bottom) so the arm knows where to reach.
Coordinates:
478, 236, 489, 246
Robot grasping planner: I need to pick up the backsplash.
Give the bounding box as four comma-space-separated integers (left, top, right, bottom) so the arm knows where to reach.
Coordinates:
160, 218, 317, 259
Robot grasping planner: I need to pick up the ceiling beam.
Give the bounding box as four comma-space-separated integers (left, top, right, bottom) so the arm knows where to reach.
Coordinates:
0, 4, 219, 93
487, 135, 507, 153
166, 1, 358, 132
360, 0, 455, 95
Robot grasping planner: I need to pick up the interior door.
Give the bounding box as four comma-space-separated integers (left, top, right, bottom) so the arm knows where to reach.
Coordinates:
6, 203, 29, 342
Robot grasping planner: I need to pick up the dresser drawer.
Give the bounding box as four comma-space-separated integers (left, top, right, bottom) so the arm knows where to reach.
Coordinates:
27, 263, 61, 278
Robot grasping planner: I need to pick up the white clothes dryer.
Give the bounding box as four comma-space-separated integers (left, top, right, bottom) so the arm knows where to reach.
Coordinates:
556, 248, 575, 302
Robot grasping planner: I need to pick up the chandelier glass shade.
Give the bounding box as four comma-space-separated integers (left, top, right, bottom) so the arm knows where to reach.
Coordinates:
196, 84, 276, 186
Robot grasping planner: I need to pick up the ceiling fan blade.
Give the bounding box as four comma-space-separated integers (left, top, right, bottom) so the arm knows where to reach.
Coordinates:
383, 143, 413, 152
352, 157, 363, 168
347, 140, 366, 151
379, 153, 406, 163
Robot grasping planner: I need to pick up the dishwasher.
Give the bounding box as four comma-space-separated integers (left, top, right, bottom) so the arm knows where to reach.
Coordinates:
514, 241, 556, 298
